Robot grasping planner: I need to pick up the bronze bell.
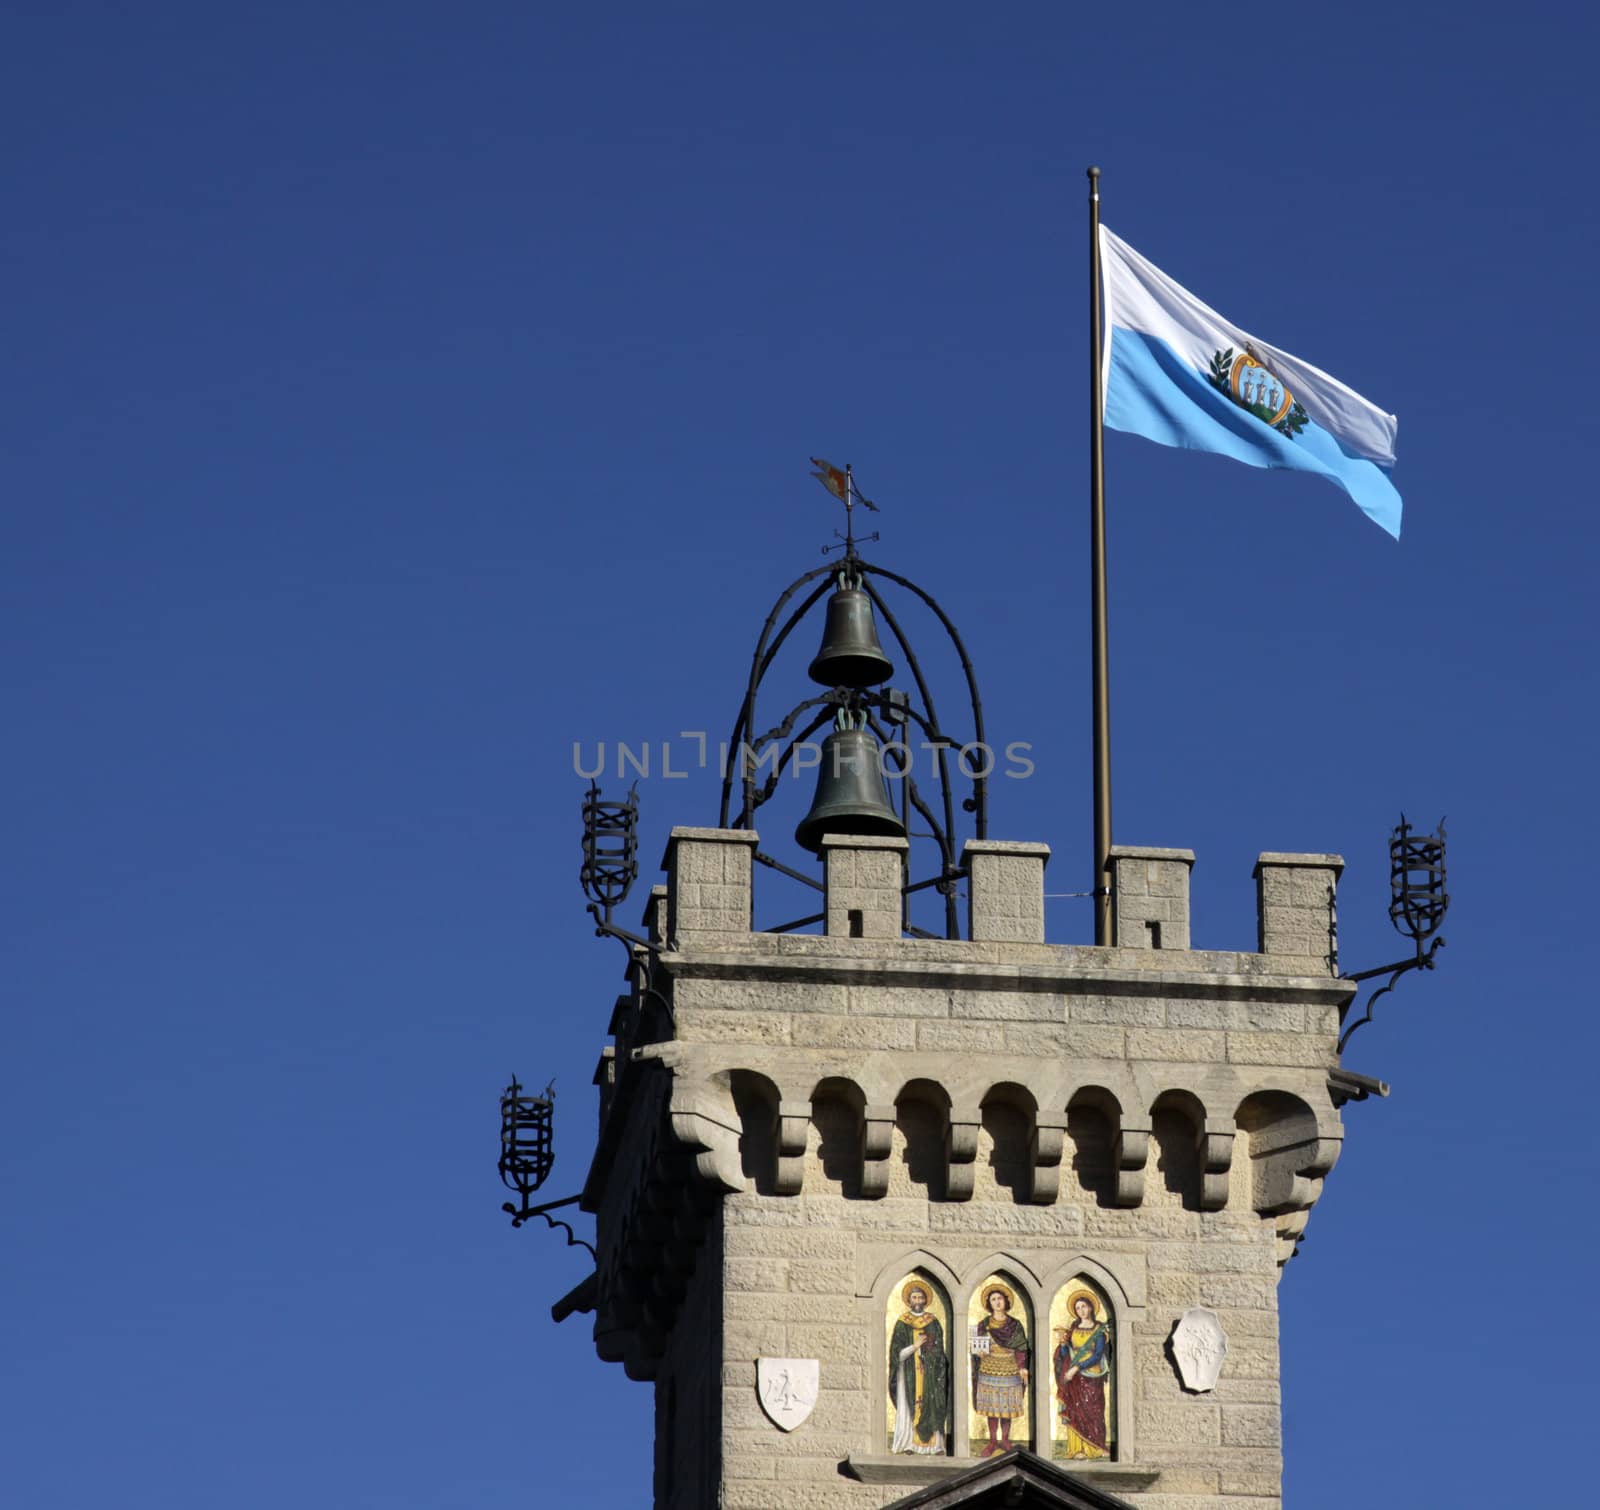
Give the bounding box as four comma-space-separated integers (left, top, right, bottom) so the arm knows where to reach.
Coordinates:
807, 586, 894, 688
795, 727, 906, 854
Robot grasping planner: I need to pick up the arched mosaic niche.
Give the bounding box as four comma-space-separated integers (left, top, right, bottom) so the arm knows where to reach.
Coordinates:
884, 1271, 952, 1455
1048, 1278, 1115, 1461
968, 1273, 1033, 1457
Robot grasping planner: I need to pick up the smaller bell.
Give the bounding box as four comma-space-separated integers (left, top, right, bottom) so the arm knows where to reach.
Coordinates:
807, 586, 894, 689
795, 727, 906, 854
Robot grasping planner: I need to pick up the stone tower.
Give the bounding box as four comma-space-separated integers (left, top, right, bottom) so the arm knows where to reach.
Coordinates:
568, 822, 1357, 1509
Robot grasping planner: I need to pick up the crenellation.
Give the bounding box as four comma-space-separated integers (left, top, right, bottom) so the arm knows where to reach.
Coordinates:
662, 826, 759, 942
1110, 847, 1196, 952
825, 834, 909, 940
963, 839, 1051, 944
1253, 853, 1342, 975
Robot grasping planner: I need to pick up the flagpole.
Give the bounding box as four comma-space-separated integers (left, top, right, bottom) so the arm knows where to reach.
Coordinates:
1088, 166, 1113, 946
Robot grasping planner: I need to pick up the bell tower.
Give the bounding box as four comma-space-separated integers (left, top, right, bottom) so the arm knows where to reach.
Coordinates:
561, 529, 1383, 1510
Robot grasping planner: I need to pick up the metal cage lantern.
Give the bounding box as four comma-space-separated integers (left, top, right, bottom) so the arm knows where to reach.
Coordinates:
495, 1076, 593, 1255
1338, 815, 1451, 1052
498, 1076, 554, 1203
1389, 816, 1448, 945
580, 783, 638, 916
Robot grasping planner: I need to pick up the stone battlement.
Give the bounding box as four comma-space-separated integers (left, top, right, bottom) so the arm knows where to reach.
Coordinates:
660, 827, 1343, 980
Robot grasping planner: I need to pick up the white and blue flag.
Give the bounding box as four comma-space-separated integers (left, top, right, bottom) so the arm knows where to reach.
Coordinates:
1100, 226, 1401, 538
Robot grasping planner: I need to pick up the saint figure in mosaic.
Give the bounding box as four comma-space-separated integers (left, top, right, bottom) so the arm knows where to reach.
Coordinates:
969, 1280, 1030, 1457
1052, 1285, 1113, 1460
887, 1277, 949, 1454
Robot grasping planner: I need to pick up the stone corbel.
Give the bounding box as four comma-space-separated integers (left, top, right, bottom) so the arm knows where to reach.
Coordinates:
593, 1255, 632, 1365
623, 1328, 662, 1382
1112, 1115, 1151, 1207
660, 1078, 748, 1195
775, 1100, 811, 1196
1248, 1113, 1343, 1264
860, 1103, 896, 1200
630, 1046, 749, 1196
1195, 1119, 1235, 1211
594, 1321, 629, 1365
1028, 1114, 1068, 1205
1250, 1117, 1342, 1216
945, 1107, 981, 1202
1273, 1207, 1312, 1264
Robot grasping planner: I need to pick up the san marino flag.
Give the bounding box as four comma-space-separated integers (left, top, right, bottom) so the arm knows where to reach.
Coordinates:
1100, 226, 1401, 538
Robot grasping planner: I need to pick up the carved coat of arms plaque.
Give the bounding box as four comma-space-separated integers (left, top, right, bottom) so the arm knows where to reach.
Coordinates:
757, 1358, 819, 1431
1171, 1307, 1229, 1393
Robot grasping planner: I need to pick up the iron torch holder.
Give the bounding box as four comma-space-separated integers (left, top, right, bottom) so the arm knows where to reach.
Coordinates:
1337, 817, 1449, 1053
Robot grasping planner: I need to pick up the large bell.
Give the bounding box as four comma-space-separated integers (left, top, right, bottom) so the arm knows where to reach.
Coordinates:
807, 586, 894, 688
795, 727, 906, 854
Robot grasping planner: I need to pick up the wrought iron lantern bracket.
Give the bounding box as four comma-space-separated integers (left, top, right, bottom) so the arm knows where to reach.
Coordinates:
500, 1191, 594, 1259
496, 1076, 596, 1259
1338, 816, 1449, 1053
579, 780, 675, 1025
1337, 935, 1445, 1053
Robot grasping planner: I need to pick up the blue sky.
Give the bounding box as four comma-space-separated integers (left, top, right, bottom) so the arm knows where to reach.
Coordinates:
5, 3, 1597, 1505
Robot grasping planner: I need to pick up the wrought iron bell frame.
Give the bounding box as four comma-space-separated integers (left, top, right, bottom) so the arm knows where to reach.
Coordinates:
718, 550, 988, 940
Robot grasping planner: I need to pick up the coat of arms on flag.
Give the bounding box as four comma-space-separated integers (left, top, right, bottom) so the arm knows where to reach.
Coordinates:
1206, 345, 1308, 439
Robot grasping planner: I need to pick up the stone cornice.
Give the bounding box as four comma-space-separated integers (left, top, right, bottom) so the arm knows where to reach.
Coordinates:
658, 943, 1357, 1007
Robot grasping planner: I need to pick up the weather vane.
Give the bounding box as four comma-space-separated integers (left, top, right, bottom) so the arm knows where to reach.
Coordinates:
810, 456, 880, 556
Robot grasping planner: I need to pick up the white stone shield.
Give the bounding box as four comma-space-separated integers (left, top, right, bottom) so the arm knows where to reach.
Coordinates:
1171, 1306, 1229, 1393
756, 1358, 819, 1431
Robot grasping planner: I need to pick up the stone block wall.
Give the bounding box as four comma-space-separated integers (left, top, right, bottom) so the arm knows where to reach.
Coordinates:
582, 830, 1354, 1509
